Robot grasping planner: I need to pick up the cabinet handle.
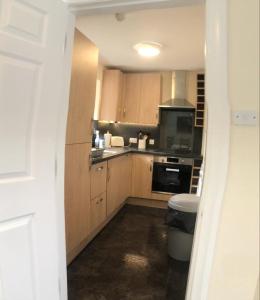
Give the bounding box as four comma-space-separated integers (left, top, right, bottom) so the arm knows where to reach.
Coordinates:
96, 166, 103, 172
88, 154, 92, 171
123, 108, 126, 116
100, 198, 103, 202
150, 160, 153, 172
96, 200, 99, 205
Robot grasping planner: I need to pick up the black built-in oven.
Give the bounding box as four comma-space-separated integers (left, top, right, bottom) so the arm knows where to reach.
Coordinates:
152, 156, 193, 194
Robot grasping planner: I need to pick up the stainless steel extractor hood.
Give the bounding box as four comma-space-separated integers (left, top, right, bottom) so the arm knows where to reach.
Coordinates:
159, 71, 195, 109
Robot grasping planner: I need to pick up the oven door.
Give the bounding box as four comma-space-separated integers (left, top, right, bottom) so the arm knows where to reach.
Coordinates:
152, 162, 192, 194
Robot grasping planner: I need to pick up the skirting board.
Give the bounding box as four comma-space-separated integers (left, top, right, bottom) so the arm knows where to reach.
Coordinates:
127, 197, 168, 209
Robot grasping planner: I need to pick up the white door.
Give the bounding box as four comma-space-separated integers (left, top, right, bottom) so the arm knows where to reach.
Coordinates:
0, 0, 69, 299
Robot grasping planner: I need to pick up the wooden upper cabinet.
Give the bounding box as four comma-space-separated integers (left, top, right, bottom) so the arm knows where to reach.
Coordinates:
66, 29, 99, 144
100, 69, 123, 122
131, 154, 153, 199
121, 73, 141, 123
139, 73, 161, 125
121, 72, 161, 125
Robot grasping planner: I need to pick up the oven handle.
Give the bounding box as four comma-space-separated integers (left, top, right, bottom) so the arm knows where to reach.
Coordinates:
166, 168, 180, 172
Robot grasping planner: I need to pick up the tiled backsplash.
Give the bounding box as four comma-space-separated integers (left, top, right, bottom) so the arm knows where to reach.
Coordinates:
93, 121, 203, 154
93, 121, 160, 148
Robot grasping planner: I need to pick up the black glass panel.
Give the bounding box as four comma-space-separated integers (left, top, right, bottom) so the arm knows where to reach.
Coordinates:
152, 162, 192, 194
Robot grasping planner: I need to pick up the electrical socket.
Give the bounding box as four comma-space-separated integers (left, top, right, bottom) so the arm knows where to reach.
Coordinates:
149, 139, 155, 145
129, 137, 137, 144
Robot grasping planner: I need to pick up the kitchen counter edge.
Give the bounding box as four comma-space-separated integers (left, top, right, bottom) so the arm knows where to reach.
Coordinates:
91, 148, 203, 165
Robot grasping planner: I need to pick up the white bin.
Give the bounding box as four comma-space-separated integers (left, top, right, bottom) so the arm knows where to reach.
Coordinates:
167, 194, 200, 261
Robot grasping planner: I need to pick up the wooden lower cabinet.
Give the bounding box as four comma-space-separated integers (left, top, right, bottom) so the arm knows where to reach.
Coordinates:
107, 154, 132, 215
65, 143, 91, 260
131, 154, 153, 199
90, 161, 107, 199
90, 192, 107, 233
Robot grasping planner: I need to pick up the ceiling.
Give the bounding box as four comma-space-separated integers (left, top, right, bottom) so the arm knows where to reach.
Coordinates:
76, 5, 205, 71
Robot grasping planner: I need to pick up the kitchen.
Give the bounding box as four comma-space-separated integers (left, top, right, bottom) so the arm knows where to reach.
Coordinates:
65, 5, 205, 300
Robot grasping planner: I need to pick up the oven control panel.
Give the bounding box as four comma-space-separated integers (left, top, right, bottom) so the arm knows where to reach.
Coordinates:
153, 156, 193, 166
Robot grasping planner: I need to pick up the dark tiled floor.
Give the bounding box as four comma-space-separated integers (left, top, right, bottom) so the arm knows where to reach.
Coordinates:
67, 204, 189, 300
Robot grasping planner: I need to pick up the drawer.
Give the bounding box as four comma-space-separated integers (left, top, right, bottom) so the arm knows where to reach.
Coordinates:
91, 161, 107, 199
90, 192, 107, 233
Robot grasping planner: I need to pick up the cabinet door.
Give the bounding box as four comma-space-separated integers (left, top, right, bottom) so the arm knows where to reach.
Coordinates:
121, 73, 141, 123
131, 154, 153, 199
91, 161, 107, 199
107, 157, 122, 216
119, 154, 132, 203
100, 69, 123, 122
90, 192, 107, 233
139, 73, 161, 125
65, 143, 91, 256
66, 29, 99, 144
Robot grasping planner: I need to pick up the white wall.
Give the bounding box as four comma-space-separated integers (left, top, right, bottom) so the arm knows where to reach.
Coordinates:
207, 0, 259, 299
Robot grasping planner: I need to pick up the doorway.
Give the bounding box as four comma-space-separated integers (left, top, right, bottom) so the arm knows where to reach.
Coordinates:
64, 2, 208, 299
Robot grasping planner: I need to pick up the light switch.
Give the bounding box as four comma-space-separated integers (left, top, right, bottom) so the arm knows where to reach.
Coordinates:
232, 111, 258, 126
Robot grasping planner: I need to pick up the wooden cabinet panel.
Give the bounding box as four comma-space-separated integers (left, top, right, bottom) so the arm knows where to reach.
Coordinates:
91, 161, 107, 199
107, 155, 132, 215
131, 154, 153, 199
66, 29, 99, 144
100, 69, 123, 122
119, 154, 132, 204
121, 73, 141, 123
90, 192, 107, 233
107, 157, 121, 216
121, 73, 161, 125
65, 143, 91, 256
139, 73, 161, 125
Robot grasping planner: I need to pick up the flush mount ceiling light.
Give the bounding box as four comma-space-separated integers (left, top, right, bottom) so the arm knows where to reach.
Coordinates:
133, 42, 162, 58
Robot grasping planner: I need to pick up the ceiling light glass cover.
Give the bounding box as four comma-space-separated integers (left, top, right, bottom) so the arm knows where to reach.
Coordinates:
133, 42, 162, 57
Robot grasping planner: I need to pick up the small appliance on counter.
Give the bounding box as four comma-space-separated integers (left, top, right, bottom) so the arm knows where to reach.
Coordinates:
111, 136, 124, 147
137, 131, 148, 150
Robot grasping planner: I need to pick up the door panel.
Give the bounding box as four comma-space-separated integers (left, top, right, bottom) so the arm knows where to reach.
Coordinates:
0, 215, 35, 300
65, 143, 91, 256
120, 154, 132, 202
90, 192, 107, 233
0, 54, 39, 176
0, 0, 69, 298
121, 73, 141, 123
131, 154, 153, 199
91, 161, 107, 199
139, 73, 161, 125
107, 157, 121, 216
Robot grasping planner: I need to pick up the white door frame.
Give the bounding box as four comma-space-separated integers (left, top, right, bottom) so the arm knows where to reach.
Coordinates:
59, 1, 230, 299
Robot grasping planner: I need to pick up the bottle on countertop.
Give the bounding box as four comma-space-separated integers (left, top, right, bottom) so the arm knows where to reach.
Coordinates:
104, 131, 112, 148
94, 130, 100, 148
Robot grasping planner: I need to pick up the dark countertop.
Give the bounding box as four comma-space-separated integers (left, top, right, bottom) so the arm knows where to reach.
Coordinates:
92, 147, 203, 165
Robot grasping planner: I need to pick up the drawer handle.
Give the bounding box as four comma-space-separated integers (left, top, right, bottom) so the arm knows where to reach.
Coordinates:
100, 198, 103, 202
96, 200, 99, 205
166, 168, 180, 172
